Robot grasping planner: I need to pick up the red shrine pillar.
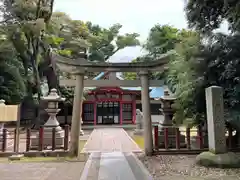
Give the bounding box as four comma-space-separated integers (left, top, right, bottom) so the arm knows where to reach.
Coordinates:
120, 93, 123, 125
132, 99, 136, 124
94, 102, 97, 125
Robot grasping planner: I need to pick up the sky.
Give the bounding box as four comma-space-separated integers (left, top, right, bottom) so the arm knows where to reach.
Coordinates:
53, 0, 229, 62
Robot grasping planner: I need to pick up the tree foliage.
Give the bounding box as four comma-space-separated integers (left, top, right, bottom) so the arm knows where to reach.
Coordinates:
0, 1, 141, 105
0, 28, 26, 103
184, 0, 240, 130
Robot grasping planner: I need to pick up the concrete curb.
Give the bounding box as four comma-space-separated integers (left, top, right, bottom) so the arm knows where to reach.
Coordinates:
125, 152, 153, 180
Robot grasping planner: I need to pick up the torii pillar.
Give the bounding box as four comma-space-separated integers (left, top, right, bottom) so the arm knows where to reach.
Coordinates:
69, 72, 84, 157
139, 71, 153, 156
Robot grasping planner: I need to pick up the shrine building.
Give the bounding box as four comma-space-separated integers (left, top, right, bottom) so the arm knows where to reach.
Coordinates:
81, 71, 166, 125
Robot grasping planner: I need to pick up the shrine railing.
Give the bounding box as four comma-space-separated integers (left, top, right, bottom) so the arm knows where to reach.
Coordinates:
152, 125, 240, 154
0, 125, 70, 156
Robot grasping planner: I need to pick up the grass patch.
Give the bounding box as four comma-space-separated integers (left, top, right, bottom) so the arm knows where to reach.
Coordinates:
79, 140, 87, 153
132, 135, 144, 149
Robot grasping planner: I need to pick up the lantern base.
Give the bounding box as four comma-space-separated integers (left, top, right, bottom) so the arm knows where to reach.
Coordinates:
30, 126, 65, 150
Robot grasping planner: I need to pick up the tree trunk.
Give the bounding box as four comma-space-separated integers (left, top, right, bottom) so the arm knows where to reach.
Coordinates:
45, 67, 58, 91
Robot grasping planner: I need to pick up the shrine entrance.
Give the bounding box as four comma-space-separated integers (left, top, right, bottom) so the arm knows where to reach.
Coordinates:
56, 51, 172, 156
96, 101, 120, 124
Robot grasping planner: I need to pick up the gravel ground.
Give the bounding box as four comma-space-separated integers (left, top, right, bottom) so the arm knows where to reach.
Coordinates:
0, 161, 85, 180
137, 153, 240, 180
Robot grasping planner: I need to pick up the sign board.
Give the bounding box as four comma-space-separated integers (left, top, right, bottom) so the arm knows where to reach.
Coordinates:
0, 105, 19, 122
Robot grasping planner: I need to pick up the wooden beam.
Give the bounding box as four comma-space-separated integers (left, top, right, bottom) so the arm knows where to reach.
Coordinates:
60, 79, 164, 87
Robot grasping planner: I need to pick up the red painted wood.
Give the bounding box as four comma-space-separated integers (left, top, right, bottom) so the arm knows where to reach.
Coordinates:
120, 102, 123, 125
154, 126, 159, 149
13, 129, 17, 152
1, 129, 7, 152
64, 125, 69, 151
26, 128, 31, 152
186, 128, 191, 150
175, 128, 180, 149
164, 128, 169, 149
94, 102, 97, 125
119, 94, 123, 125
197, 126, 203, 149
122, 101, 132, 103
52, 128, 56, 151
83, 90, 136, 125
38, 127, 44, 151
132, 99, 136, 124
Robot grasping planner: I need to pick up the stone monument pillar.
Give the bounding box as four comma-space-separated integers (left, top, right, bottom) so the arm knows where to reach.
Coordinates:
134, 109, 144, 135
196, 86, 240, 168
205, 86, 226, 154
158, 90, 185, 147
30, 89, 66, 149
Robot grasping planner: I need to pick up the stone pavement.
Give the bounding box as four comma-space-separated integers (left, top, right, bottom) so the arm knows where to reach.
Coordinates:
80, 152, 153, 180
0, 161, 85, 180
82, 128, 142, 153
80, 128, 153, 180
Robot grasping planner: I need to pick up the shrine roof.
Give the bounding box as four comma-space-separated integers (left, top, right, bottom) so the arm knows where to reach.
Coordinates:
149, 87, 165, 98
89, 71, 166, 98
84, 86, 166, 98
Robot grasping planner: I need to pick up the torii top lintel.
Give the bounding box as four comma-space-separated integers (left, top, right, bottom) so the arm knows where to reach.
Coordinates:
55, 51, 175, 73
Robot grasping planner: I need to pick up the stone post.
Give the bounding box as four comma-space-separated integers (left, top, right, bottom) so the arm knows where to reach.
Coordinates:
69, 72, 84, 157
139, 71, 153, 156
195, 86, 240, 168
205, 86, 226, 154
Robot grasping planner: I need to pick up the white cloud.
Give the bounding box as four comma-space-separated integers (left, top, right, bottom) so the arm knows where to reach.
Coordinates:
53, 0, 187, 40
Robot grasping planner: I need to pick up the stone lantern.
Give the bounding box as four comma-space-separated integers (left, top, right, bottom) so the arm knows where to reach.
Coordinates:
31, 89, 66, 149
158, 90, 185, 147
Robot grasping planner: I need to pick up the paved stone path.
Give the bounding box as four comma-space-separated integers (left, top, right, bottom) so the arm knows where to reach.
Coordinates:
80, 152, 153, 180
82, 128, 142, 153
80, 128, 153, 180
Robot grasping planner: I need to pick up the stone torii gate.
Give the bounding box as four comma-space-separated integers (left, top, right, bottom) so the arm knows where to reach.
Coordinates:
56, 53, 171, 156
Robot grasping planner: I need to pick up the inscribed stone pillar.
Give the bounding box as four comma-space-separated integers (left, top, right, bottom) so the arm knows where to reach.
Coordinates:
139, 71, 153, 155
69, 72, 84, 157
205, 86, 226, 154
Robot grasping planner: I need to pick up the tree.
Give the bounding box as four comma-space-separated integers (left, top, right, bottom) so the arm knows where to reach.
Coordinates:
124, 25, 179, 80
144, 24, 179, 57
167, 30, 204, 126
185, 0, 240, 33
0, 28, 26, 104
185, 0, 240, 131
1, 0, 57, 96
